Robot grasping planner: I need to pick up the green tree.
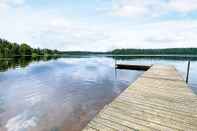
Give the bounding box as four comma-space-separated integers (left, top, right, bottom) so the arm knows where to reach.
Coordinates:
0, 38, 62, 58
19, 43, 32, 56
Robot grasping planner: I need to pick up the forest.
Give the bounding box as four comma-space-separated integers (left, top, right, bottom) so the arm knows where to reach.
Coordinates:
1, 38, 197, 57
111, 48, 197, 55
0, 38, 61, 57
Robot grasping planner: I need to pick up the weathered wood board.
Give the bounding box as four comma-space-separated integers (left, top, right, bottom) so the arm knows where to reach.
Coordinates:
83, 65, 197, 131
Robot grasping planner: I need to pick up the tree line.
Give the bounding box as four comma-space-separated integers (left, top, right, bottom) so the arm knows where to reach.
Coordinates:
1, 38, 197, 57
0, 38, 61, 58
111, 48, 197, 55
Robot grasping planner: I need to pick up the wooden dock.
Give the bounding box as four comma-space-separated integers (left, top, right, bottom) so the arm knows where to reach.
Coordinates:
116, 64, 151, 71
83, 65, 197, 131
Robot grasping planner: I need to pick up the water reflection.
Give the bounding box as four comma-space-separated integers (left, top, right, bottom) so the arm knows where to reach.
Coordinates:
0, 57, 142, 131
0, 56, 197, 131
0, 56, 59, 72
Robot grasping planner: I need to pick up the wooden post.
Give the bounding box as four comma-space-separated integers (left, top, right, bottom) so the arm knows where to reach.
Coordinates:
114, 56, 117, 81
114, 56, 117, 68
186, 60, 191, 83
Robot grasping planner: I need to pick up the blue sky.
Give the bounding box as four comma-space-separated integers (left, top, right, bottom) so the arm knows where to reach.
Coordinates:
0, 0, 197, 51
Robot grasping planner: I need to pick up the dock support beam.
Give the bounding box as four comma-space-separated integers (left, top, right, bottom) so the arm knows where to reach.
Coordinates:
186, 60, 191, 83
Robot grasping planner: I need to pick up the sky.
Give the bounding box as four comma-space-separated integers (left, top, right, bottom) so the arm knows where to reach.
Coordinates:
0, 0, 197, 51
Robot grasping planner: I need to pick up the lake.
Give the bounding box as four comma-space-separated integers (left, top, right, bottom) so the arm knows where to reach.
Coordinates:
0, 56, 197, 131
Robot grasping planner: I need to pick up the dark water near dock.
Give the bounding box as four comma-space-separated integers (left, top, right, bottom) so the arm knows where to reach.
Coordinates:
0, 55, 197, 131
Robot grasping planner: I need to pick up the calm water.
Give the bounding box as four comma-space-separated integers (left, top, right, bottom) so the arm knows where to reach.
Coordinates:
0, 56, 197, 131
0, 57, 142, 131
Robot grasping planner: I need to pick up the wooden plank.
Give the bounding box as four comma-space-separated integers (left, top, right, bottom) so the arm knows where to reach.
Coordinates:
116, 64, 151, 71
83, 65, 197, 131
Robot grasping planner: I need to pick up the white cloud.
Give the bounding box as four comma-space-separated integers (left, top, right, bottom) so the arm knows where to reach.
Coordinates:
0, 5, 112, 51
109, 0, 197, 17
94, 20, 197, 50
110, 0, 165, 17
1, 6, 197, 51
0, 0, 25, 8
0, 0, 197, 51
31, 23, 111, 51
167, 0, 197, 13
